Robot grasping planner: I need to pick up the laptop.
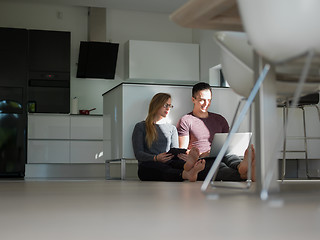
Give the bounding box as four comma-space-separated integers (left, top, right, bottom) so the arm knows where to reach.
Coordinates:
208, 132, 252, 158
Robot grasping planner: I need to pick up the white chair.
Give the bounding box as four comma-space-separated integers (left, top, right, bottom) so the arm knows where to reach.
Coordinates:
237, 0, 320, 198
201, 30, 320, 193
215, 31, 320, 179
214, 31, 320, 100
236, 0, 320, 101
237, 0, 320, 64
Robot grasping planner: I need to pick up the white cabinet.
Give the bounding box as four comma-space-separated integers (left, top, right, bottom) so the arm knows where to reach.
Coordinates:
28, 114, 70, 163
70, 115, 103, 163
28, 140, 70, 163
28, 115, 69, 139
125, 40, 199, 83
70, 141, 103, 163
70, 115, 103, 139
28, 114, 104, 164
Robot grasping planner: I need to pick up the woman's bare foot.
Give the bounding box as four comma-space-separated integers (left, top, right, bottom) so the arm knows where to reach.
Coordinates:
184, 147, 200, 171
238, 144, 256, 181
182, 159, 206, 182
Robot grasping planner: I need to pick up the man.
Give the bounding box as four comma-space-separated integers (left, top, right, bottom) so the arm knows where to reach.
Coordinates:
177, 82, 255, 181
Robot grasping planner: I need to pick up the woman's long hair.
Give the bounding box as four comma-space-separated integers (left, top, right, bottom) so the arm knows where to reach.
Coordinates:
145, 93, 171, 148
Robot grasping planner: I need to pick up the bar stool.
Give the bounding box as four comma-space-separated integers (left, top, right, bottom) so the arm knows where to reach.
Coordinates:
280, 93, 320, 179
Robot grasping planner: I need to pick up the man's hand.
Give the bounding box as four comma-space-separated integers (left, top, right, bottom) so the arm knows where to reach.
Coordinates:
199, 150, 210, 158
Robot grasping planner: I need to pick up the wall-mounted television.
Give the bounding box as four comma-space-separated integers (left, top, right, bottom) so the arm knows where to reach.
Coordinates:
76, 41, 119, 79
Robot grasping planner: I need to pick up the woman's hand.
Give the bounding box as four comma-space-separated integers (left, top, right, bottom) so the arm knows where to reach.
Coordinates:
177, 153, 188, 161
155, 152, 174, 163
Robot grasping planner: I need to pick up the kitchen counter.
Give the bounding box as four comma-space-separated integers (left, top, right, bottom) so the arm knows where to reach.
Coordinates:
26, 113, 104, 178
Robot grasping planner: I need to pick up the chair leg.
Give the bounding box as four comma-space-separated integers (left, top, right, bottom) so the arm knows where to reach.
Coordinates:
316, 105, 320, 122
303, 104, 320, 179
230, 98, 247, 130
246, 103, 253, 182
281, 105, 288, 181
315, 104, 320, 177
121, 158, 126, 180
301, 106, 311, 178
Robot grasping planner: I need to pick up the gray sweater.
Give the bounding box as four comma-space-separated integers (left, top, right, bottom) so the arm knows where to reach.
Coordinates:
132, 121, 179, 163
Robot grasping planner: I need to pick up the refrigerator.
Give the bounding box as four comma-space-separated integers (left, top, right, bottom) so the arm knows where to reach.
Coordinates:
0, 27, 28, 177
0, 87, 26, 177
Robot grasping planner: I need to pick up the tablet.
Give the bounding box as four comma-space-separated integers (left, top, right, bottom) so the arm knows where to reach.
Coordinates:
167, 148, 187, 157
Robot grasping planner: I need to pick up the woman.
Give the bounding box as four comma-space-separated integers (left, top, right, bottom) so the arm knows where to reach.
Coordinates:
132, 93, 205, 182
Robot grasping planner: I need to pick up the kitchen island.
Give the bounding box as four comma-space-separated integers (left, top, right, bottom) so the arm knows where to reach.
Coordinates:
102, 82, 248, 178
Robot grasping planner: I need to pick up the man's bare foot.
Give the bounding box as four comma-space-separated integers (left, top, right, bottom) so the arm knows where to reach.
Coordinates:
183, 159, 206, 182
238, 144, 255, 181
184, 147, 200, 171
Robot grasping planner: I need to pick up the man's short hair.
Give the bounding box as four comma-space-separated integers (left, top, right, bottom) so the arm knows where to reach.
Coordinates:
192, 82, 212, 98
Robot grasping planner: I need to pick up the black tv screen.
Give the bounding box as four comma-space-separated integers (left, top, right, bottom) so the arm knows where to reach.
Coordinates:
76, 41, 119, 79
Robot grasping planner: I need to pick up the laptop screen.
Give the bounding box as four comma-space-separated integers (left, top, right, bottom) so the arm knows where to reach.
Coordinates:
210, 132, 252, 157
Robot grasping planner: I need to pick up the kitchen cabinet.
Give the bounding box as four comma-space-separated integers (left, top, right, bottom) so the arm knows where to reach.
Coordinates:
28, 114, 70, 163
70, 115, 103, 163
70, 115, 103, 139
28, 140, 69, 164
124, 40, 199, 84
28, 114, 70, 139
28, 114, 103, 164
28, 30, 70, 73
70, 141, 103, 163
1, 27, 71, 114
28, 29, 71, 114
0, 27, 28, 88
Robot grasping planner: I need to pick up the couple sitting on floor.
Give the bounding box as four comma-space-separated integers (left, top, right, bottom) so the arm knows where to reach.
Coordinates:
132, 82, 255, 182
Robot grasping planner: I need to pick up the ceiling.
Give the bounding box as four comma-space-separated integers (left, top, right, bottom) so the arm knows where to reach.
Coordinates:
3, 0, 190, 14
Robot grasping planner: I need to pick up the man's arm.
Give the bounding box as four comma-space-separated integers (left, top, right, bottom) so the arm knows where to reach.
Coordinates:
177, 115, 191, 150
179, 135, 189, 149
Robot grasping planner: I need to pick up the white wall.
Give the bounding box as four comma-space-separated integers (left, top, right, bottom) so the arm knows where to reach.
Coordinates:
192, 29, 222, 83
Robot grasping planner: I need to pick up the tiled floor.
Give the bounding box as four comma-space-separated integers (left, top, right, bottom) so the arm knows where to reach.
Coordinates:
1, 179, 320, 239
